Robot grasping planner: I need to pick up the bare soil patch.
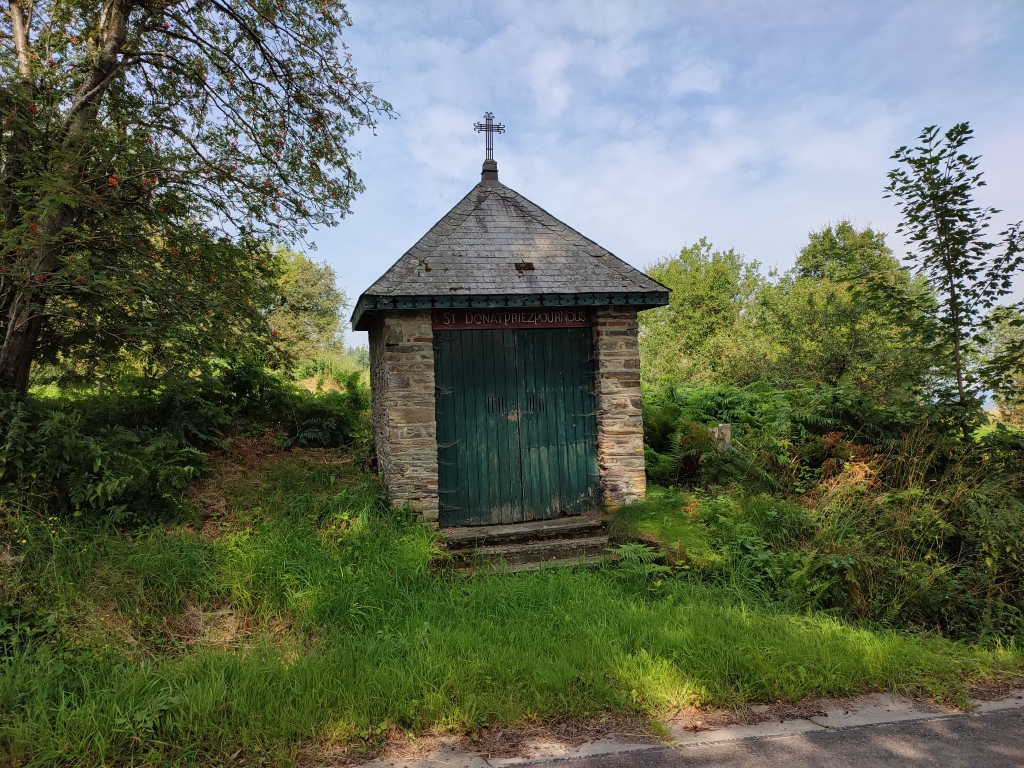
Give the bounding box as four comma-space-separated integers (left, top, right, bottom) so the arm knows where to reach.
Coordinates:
166, 601, 250, 648
301, 715, 658, 766
302, 691, 982, 766
969, 677, 1024, 701
667, 698, 828, 733
181, 434, 355, 537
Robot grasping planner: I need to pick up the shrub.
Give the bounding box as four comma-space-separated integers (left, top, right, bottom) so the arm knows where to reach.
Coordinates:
642, 382, 921, 493
277, 372, 371, 450
2, 363, 372, 525
637, 382, 1024, 639
0, 391, 205, 525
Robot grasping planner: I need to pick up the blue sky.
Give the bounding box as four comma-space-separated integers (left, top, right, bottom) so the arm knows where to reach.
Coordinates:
312, 0, 1024, 345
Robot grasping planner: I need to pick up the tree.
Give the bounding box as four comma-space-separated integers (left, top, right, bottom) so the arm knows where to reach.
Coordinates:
882, 123, 1023, 437
268, 247, 347, 362
1, 1, 390, 392
639, 238, 765, 384
796, 220, 898, 282
758, 221, 929, 397
639, 227, 928, 394
984, 308, 1024, 429
35, 237, 285, 387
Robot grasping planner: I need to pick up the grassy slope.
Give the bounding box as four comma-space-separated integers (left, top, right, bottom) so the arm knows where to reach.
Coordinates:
2, 444, 1021, 766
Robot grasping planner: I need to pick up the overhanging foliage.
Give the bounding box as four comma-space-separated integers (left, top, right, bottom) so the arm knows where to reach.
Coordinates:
1, 0, 391, 390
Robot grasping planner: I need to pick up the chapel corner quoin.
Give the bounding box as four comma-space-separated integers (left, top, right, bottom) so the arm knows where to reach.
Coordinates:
352, 129, 669, 528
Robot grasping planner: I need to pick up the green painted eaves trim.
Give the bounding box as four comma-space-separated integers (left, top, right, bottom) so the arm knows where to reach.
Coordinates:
351, 291, 669, 331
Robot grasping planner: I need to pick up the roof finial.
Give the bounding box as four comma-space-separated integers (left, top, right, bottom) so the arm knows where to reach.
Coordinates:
474, 112, 505, 161
474, 111, 505, 184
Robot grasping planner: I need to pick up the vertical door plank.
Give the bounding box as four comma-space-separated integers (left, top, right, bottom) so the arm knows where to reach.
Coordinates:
552, 328, 572, 512
514, 329, 535, 519
502, 329, 524, 524
434, 331, 457, 525
470, 331, 491, 525
542, 329, 562, 516
484, 328, 520, 525
569, 326, 589, 512
453, 328, 475, 524
573, 327, 600, 508
482, 330, 499, 523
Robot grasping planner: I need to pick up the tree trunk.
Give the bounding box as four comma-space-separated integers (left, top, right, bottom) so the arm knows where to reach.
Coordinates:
0, 0, 137, 393
1, 222, 66, 393
0, 302, 44, 393
944, 263, 971, 440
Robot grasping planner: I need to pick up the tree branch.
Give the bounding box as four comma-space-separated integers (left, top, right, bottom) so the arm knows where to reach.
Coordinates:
8, 0, 33, 80
63, 0, 137, 139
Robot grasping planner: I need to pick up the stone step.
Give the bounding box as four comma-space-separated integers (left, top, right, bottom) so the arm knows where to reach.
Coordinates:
463, 552, 618, 574
451, 535, 610, 566
441, 515, 606, 549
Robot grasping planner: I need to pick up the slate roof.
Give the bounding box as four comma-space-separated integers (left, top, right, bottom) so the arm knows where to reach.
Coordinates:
352, 173, 669, 330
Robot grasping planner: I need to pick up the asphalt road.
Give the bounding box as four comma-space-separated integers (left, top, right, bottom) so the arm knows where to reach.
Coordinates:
552, 708, 1024, 767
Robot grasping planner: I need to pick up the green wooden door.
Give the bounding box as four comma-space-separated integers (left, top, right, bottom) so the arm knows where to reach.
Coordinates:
434, 329, 524, 526
434, 327, 598, 527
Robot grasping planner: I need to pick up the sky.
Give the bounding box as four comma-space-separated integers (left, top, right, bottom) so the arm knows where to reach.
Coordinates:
312, 0, 1024, 346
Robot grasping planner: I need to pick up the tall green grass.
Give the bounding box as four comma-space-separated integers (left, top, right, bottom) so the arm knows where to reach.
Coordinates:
638, 383, 1024, 638
611, 479, 1024, 639
292, 352, 369, 393
2, 457, 1020, 766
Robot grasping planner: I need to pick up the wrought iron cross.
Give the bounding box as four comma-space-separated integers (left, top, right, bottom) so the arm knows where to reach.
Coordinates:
473, 112, 505, 160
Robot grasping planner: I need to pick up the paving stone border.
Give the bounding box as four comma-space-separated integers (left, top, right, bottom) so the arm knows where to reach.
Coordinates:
352, 689, 1024, 768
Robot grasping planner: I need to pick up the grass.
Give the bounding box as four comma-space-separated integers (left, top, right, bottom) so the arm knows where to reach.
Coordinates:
608, 487, 720, 565
292, 353, 369, 394
2, 443, 1021, 766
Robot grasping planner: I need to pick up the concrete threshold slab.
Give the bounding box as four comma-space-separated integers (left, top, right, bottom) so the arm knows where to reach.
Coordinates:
670, 717, 824, 748
442, 517, 604, 546
354, 688, 1024, 768
487, 737, 660, 765
808, 691, 950, 729
973, 688, 1024, 713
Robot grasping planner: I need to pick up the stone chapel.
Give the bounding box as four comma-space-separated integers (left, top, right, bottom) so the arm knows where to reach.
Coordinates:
352, 120, 668, 528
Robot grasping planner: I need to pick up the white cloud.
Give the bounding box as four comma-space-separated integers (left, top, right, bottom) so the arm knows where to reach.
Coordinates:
668, 58, 728, 95
526, 38, 575, 118
408, 105, 481, 179
328, 0, 1024, 344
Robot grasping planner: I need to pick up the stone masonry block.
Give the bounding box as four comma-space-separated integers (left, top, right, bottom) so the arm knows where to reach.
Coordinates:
369, 311, 439, 520
592, 306, 646, 506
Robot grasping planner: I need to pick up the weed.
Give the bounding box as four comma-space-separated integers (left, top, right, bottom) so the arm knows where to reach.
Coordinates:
1, 450, 1020, 765
2, 363, 370, 525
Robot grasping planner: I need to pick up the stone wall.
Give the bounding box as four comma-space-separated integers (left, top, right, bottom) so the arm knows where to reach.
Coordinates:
592, 306, 646, 505
367, 310, 439, 522
367, 305, 646, 522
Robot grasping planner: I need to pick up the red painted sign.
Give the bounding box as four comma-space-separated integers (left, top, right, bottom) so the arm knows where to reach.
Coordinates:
432, 308, 592, 330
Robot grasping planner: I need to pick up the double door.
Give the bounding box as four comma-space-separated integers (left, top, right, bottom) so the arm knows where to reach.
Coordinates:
434, 327, 599, 527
